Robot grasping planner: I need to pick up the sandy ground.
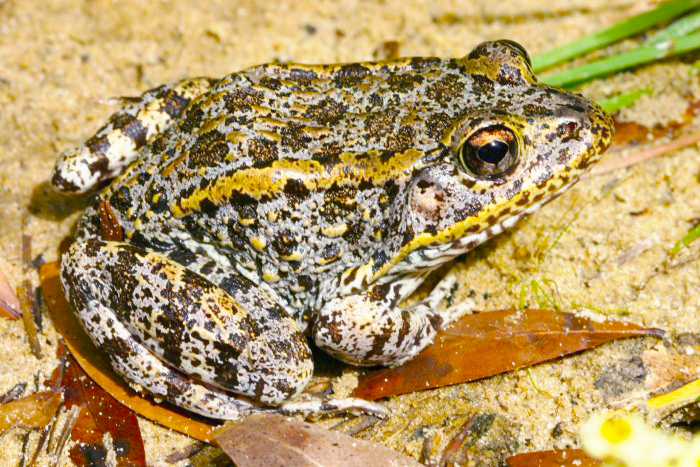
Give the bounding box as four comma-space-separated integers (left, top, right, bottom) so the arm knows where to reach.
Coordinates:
1, 0, 699, 465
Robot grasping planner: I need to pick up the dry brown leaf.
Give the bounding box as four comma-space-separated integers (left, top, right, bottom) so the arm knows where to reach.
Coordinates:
354, 309, 663, 401
98, 200, 124, 241
58, 354, 146, 467
213, 413, 422, 467
0, 268, 20, 320
39, 261, 218, 442
642, 349, 700, 394
0, 391, 61, 434
506, 449, 601, 466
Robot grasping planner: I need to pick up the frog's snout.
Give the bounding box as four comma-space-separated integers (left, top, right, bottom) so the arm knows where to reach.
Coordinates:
590, 102, 615, 156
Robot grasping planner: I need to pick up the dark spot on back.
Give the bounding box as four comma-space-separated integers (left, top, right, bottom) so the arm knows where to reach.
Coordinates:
426, 73, 462, 106
223, 87, 264, 113
249, 137, 279, 166
333, 63, 371, 87
386, 72, 423, 93
187, 131, 229, 168
470, 74, 495, 95
283, 178, 311, 202
385, 126, 415, 152
158, 88, 191, 119
304, 97, 346, 125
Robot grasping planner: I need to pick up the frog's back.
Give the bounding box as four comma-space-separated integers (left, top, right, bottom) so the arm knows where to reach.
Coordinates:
86, 44, 611, 316
142, 50, 596, 200
101, 57, 473, 246
152, 57, 467, 179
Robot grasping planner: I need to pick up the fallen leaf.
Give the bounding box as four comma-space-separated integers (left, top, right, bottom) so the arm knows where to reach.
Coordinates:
506, 449, 602, 466
0, 391, 61, 434
98, 200, 123, 241
353, 309, 663, 400
213, 413, 422, 467
642, 349, 700, 394
39, 261, 218, 442
58, 355, 146, 467
646, 378, 700, 423
0, 268, 20, 320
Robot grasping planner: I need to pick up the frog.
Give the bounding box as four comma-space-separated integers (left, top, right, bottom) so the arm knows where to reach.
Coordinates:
51, 40, 613, 421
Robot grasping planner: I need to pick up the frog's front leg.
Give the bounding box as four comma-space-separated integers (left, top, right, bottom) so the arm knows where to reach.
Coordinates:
314, 273, 471, 366
51, 77, 214, 194
61, 239, 386, 420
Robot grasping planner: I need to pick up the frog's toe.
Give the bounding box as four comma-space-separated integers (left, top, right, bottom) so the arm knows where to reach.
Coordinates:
278, 397, 390, 419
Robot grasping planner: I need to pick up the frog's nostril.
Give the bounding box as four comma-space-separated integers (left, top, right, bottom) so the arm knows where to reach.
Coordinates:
556, 120, 581, 143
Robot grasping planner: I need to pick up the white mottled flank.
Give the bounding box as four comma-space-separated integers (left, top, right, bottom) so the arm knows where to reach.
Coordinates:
104, 130, 138, 171
54, 147, 102, 192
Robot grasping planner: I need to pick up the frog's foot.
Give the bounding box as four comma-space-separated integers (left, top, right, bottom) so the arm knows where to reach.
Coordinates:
314, 272, 473, 367
51, 77, 214, 194
411, 272, 475, 332
61, 238, 316, 419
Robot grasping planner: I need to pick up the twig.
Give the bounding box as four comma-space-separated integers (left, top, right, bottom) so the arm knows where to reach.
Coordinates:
19, 234, 42, 359
419, 428, 436, 467
19, 430, 31, 467
343, 415, 382, 436
18, 283, 42, 359
0, 382, 27, 403
587, 131, 700, 177
28, 415, 57, 467
165, 442, 205, 464
50, 406, 80, 467
438, 414, 479, 466
32, 287, 43, 333
44, 406, 61, 466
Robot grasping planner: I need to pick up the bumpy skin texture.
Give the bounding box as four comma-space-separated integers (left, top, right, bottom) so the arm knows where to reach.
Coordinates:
52, 41, 613, 420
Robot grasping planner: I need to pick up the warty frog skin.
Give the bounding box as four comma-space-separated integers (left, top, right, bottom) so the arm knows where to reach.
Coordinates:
51, 40, 614, 420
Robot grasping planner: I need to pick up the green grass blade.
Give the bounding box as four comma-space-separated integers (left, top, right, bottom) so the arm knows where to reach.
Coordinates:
670, 224, 700, 255
531, 0, 700, 72
648, 9, 700, 45
540, 31, 700, 88
597, 88, 653, 113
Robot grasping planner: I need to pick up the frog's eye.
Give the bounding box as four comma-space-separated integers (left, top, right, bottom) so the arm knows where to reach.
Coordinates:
457, 125, 519, 178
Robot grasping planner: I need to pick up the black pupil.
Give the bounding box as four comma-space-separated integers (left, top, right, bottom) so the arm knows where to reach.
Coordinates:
477, 141, 509, 164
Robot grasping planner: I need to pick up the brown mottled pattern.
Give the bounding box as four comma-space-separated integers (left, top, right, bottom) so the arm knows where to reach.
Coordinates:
54, 40, 613, 420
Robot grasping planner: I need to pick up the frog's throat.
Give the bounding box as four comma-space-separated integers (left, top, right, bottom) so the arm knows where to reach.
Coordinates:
343, 168, 586, 291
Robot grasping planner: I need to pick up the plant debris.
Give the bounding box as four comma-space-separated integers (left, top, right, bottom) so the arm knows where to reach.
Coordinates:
0, 268, 20, 320
506, 448, 602, 466
213, 413, 422, 467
